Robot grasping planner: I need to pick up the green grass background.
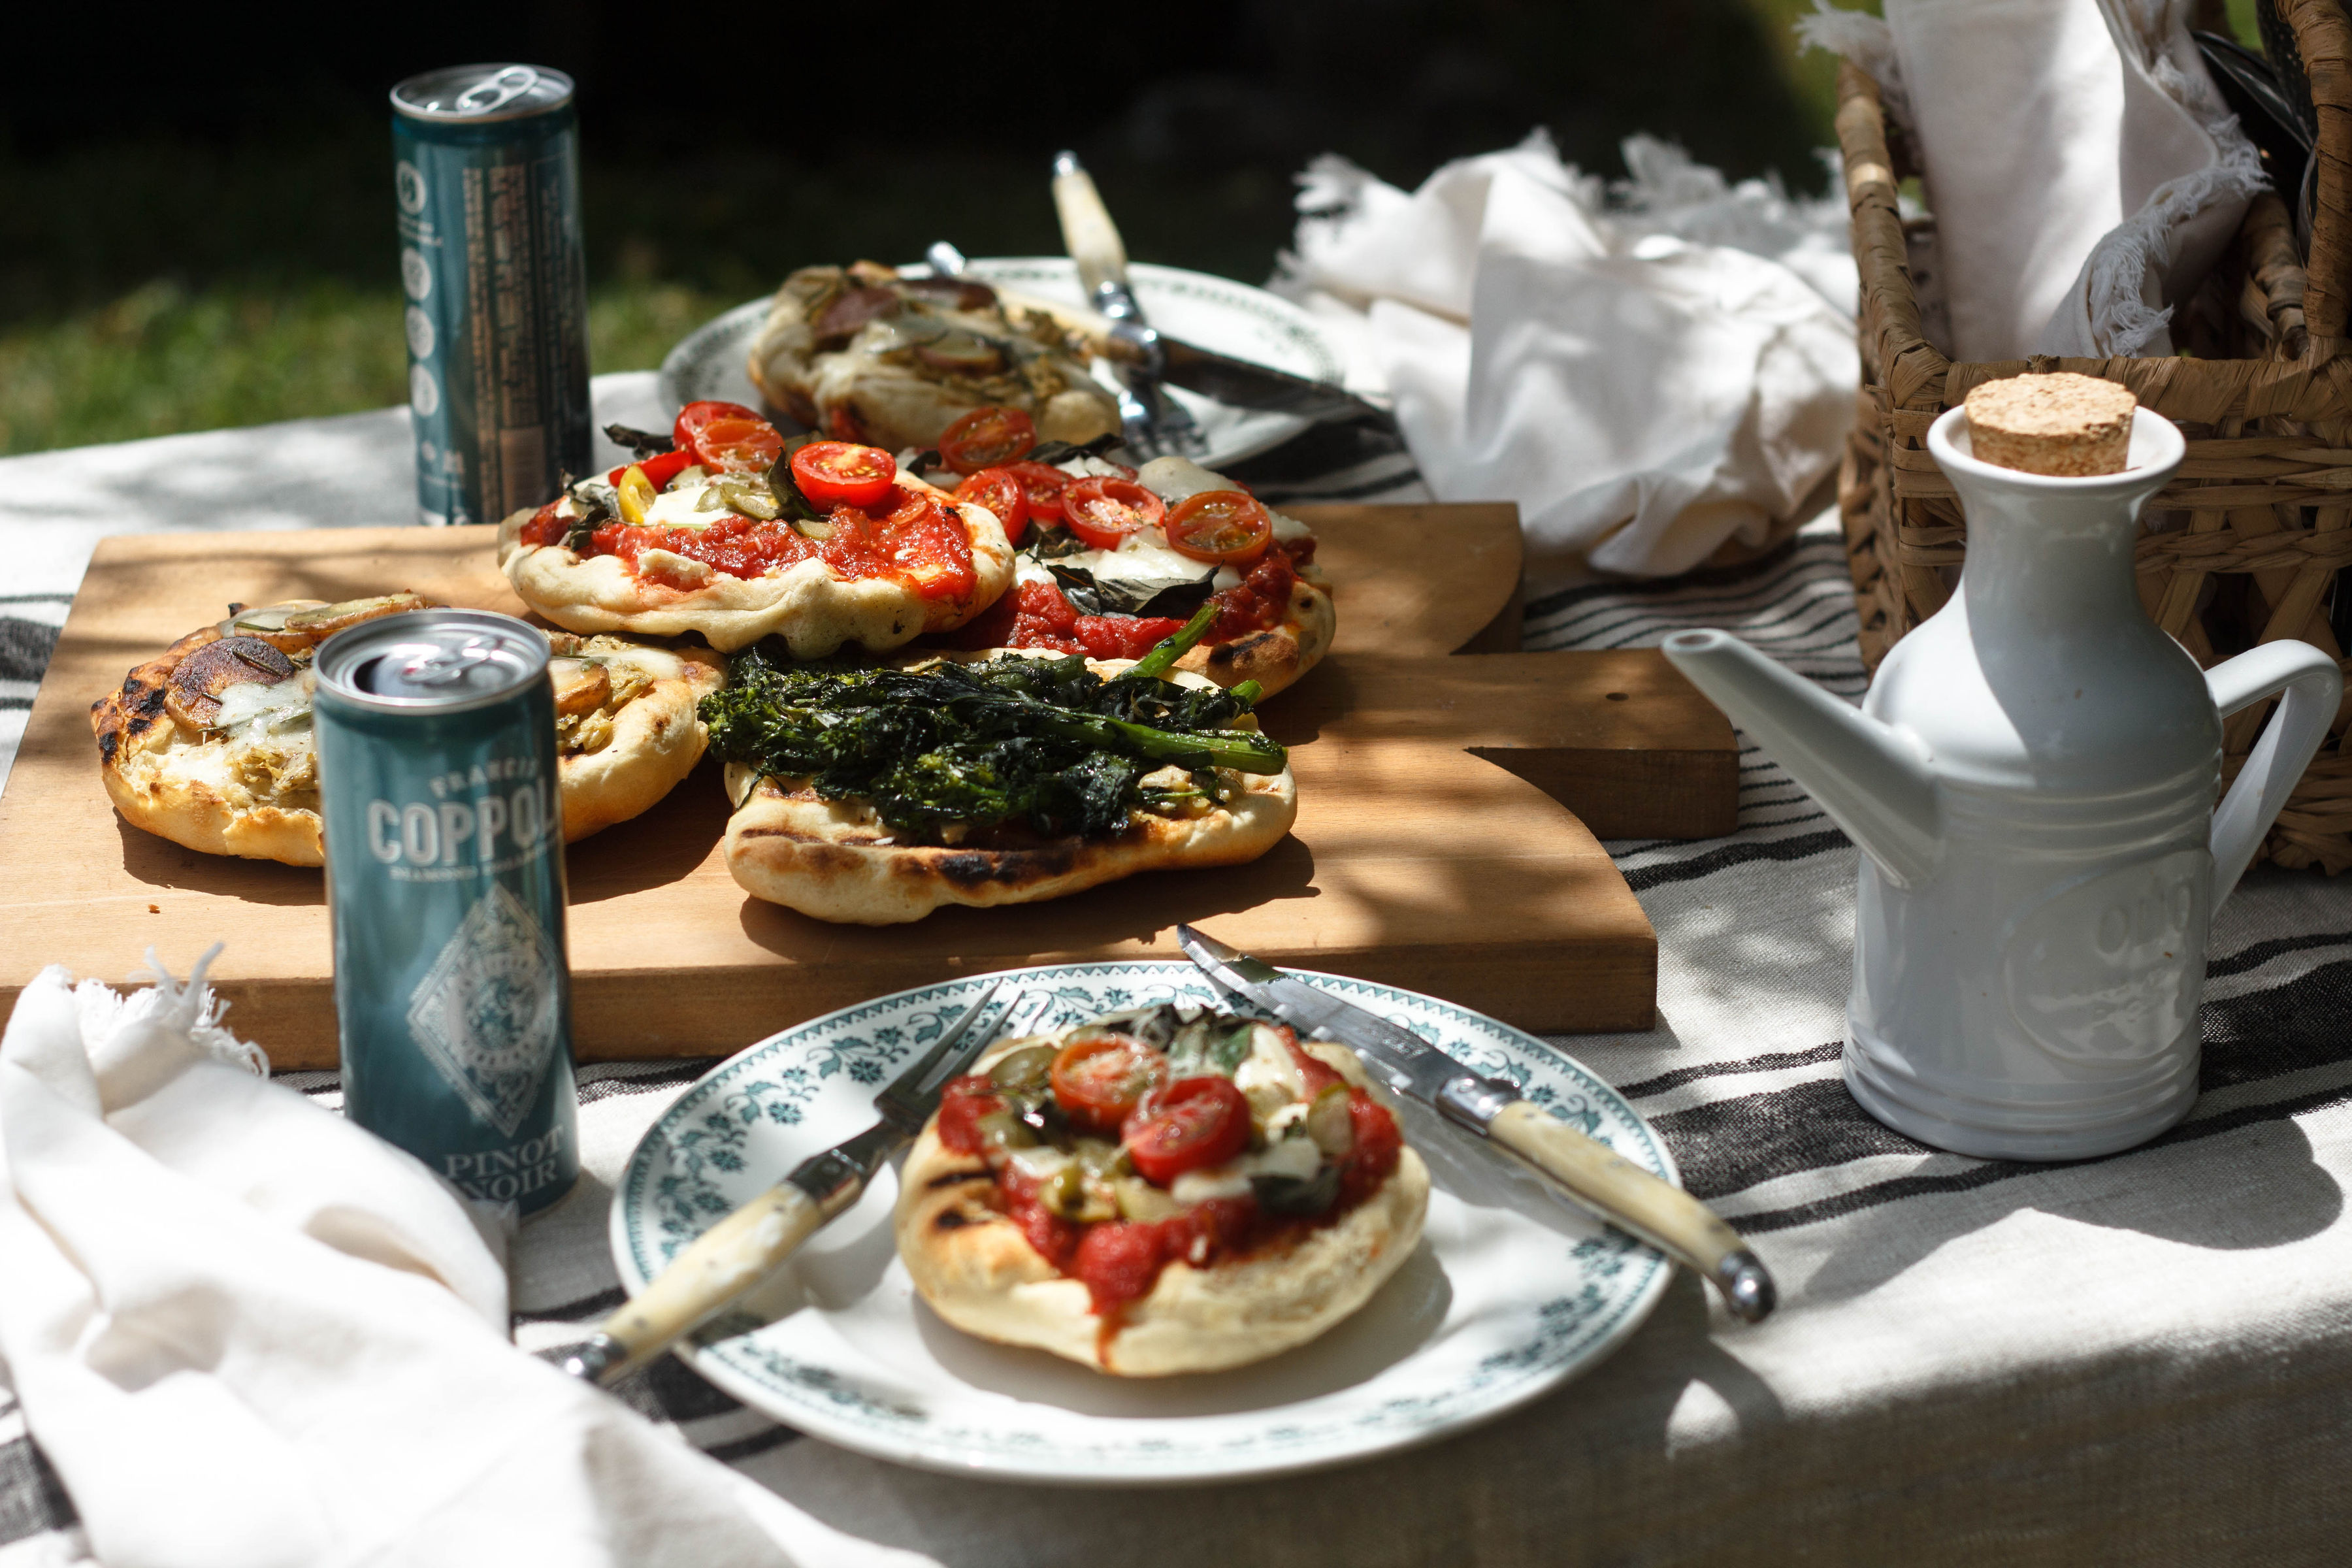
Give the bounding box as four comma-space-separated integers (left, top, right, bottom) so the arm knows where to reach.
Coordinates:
0, 0, 2264, 455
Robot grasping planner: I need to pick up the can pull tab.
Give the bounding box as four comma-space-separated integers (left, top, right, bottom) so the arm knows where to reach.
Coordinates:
453, 66, 542, 116
399, 635, 506, 688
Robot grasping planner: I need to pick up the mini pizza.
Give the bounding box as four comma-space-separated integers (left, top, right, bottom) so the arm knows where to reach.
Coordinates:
745, 262, 1120, 452
500, 403, 1013, 657
934, 434, 1334, 700
91, 597, 724, 865
700, 640, 1296, 924
894, 1004, 1431, 1376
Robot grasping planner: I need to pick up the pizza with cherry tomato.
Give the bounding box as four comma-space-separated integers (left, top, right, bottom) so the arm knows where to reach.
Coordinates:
497, 402, 1015, 657
894, 1003, 1429, 1376
746, 262, 1120, 455
934, 433, 1336, 700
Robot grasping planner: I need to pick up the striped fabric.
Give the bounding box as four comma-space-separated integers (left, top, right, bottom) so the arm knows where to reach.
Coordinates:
7, 398, 2352, 1566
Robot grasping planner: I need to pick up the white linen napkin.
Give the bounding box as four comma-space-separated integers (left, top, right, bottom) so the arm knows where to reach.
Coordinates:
1275, 133, 1858, 587
0, 951, 930, 1568
1802, 0, 2265, 361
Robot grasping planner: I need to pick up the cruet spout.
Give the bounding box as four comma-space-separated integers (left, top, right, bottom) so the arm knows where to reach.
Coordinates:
1662, 630, 1942, 887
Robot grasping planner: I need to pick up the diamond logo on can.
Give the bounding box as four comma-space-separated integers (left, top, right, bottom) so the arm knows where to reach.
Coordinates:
405, 881, 563, 1136
395, 159, 428, 215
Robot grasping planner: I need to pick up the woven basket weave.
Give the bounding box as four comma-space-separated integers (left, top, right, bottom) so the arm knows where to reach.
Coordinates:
1837, 0, 2352, 871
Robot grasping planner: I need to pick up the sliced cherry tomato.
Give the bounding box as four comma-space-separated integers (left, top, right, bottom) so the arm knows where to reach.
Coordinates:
1003, 460, 1078, 525
1164, 489, 1274, 565
1122, 1077, 1251, 1186
674, 400, 761, 455
1337, 1090, 1403, 1207
954, 467, 1030, 540
1060, 476, 1167, 550
674, 400, 785, 475
938, 406, 1037, 475
604, 448, 697, 491
791, 441, 896, 509
935, 1076, 1003, 1156
1050, 1034, 1171, 1136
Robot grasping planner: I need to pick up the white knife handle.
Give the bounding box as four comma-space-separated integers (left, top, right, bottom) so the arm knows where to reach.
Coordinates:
1051, 156, 1130, 303
1486, 1102, 1776, 1322
570, 1181, 841, 1384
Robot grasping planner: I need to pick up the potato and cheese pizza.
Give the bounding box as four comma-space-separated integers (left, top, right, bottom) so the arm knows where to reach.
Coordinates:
746, 261, 1120, 453
92, 596, 722, 865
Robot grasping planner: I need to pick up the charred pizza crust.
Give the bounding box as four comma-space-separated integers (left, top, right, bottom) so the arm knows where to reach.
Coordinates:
498, 472, 1015, 657
746, 263, 1120, 451
1171, 577, 1333, 699
894, 1037, 1430, 1377
93, 609, 726, 865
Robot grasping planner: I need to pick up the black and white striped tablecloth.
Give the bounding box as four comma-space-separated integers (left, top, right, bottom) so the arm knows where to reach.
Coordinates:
5, 392, 2351, 1567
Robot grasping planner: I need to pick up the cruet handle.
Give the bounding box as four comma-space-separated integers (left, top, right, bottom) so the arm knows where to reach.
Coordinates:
2206, 640, 2344, 904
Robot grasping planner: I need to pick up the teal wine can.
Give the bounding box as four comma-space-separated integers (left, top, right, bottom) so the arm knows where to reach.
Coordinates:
391, 64, 591, 528
314, 611, 578, 1215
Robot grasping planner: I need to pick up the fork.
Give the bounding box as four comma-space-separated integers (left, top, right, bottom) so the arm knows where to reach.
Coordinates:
562, 981, 1055, 1384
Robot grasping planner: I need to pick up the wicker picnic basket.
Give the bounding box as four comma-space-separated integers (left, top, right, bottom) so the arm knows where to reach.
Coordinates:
1836, 0, 2352, 870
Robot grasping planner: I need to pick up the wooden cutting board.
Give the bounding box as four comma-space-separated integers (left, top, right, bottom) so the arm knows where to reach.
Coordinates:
0, 506, 1736, 1067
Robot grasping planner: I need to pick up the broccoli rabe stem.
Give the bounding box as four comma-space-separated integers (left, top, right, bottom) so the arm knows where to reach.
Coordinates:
1129, 600, 1220, 681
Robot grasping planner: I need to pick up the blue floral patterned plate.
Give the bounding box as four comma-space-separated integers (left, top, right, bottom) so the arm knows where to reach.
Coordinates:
610, 962, 1675, 1485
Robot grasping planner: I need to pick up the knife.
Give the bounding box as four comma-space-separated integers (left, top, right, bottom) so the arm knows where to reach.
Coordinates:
1175, 924, 1776, 1323
1049, 150, 1205, 458
923, 241, 1386, 430
561, 983, 1056, 1385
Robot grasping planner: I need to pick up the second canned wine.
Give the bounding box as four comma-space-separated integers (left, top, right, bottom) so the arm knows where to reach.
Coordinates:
314, 611, 578, 1214
391, 63, 591, 529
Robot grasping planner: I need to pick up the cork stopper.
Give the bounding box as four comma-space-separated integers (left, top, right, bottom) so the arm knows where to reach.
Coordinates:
1963, 373, 2138, 476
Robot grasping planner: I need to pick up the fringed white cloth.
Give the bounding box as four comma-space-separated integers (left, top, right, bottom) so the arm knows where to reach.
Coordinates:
1801, 0, 2267, 361
0, 952, 930, 1568
1275, 133, 1859, 587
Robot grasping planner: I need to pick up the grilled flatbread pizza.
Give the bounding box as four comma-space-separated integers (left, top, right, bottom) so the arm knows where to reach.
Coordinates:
500, 405, 1013, 657
935, 441, 1333, 700
895, 1004, 1429, 1376
92, 598, 723, 865
746, 261, 1120, 451
700, 632, 1296, 924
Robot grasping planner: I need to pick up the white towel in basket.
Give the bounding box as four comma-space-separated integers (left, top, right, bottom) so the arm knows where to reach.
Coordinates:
1802, 0, 2267, 361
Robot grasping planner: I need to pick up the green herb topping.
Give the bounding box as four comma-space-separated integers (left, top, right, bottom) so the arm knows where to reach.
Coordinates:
697, 617, 1286, 843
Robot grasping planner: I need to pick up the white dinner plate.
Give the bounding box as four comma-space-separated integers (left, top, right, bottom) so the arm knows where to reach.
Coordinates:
610, 962, 1676, 1486
656, 259, 1347, 470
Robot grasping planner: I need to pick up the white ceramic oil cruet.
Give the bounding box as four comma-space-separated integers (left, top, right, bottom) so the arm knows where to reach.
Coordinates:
1661, 404, 2342, 1160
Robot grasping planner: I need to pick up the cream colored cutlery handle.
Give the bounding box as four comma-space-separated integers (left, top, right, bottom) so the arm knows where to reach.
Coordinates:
1052, 163, 1130, 301
592, 1183, 838, 1380
1486, 1102, 1775, 1321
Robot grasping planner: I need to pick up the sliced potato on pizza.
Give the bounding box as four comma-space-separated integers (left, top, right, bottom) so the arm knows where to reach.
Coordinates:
700, 637, 1296, 925
745, 261, 1120, 451
92, 597, 723, 866
896, 1004, 1429, 1375
936, 442, 1334, 700
500, 404, 1013, 657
